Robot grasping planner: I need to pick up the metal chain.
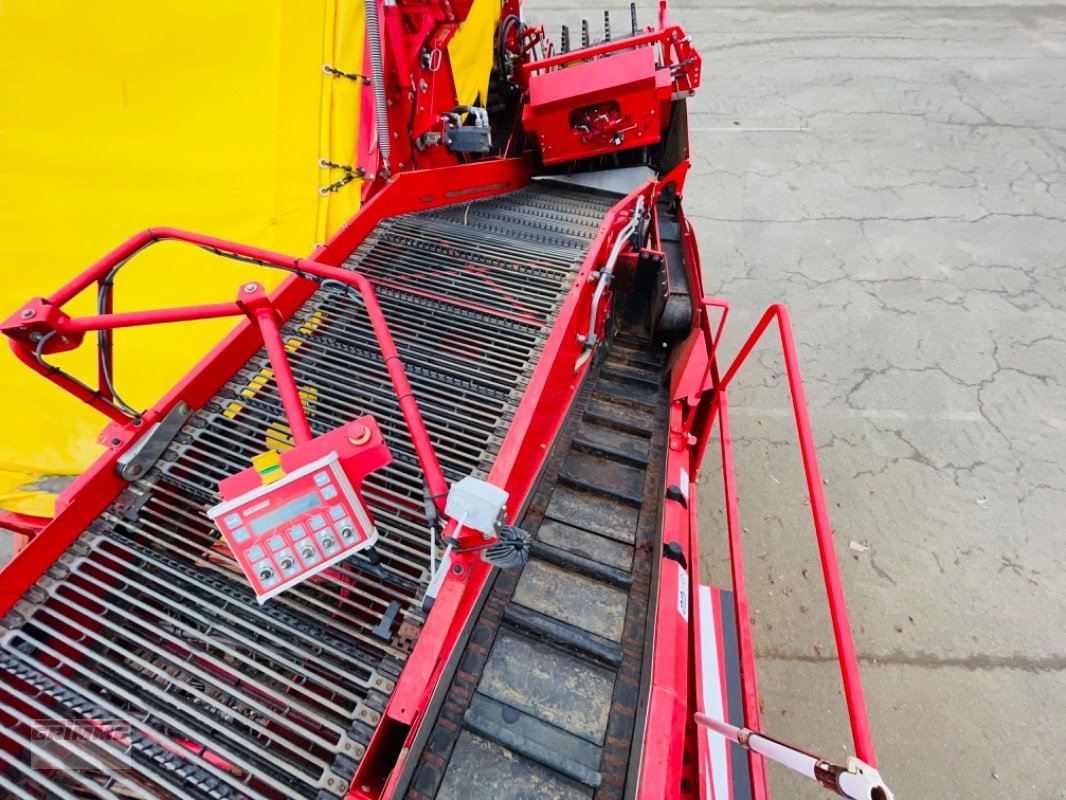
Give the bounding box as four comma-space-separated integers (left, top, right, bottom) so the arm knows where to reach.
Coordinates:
322, 64, 371, 85
318, 159, 366, 196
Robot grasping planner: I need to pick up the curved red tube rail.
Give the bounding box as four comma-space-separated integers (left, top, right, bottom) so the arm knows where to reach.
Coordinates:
0, 227, 450, 514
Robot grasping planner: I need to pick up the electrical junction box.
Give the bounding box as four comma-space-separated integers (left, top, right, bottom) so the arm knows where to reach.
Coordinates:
445, 476, 509, 537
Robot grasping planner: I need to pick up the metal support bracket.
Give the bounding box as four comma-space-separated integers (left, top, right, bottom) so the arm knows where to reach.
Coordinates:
116, 401, 194, 480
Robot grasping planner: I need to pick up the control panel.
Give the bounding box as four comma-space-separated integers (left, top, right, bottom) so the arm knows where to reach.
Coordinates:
208, 417, 392, 603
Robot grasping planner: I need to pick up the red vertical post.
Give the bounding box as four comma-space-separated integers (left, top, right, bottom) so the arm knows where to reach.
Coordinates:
248, 292, 314, 446
717, 303, 877, 767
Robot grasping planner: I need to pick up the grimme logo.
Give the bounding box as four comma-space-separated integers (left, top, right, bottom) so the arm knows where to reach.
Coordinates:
29, 719, 133, 771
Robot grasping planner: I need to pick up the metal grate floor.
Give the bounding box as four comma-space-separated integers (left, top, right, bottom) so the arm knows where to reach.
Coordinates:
0, 182, 620, 799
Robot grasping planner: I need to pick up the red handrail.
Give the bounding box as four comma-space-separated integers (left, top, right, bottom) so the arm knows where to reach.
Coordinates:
709, 303, 877, 768
0, 228, 450, 514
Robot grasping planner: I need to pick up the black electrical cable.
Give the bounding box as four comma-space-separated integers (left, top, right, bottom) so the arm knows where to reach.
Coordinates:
34, 330, 132, 420
441, 525, 530, 568
96, 263, 143, 418
72, 239, 329, 424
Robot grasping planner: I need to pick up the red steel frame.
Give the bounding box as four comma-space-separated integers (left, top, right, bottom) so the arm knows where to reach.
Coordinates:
0, 41, 879, 800
2, 230, 451, 516
714, 302, 876, 765
0, 0, 887, 794
0, 154, 679, 798
0, 156, 531, 615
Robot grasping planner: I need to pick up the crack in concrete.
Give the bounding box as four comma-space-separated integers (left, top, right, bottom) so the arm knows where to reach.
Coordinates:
757, 649, 1066, 673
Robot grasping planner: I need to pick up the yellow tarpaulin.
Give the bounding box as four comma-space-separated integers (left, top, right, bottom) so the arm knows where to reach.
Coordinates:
0, 2, 347, 515
0, 1, 499, 517
451, 0, 501, 118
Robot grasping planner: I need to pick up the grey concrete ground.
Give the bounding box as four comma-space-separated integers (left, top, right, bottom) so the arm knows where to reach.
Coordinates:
532, 0, 1065, 797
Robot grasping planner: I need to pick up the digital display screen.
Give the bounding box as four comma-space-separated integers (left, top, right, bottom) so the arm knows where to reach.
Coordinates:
250, 491, 322, 535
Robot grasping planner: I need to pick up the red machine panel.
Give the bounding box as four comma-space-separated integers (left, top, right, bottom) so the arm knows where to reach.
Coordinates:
523, 46, 671, 165
208, 417, 392, 603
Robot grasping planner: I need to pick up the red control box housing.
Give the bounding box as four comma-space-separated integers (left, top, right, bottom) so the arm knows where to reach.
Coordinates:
522, 46, 672, 165
208, 417, 392, 603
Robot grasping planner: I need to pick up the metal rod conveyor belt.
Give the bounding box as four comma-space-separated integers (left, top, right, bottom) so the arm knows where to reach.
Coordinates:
0, 183, 621, 800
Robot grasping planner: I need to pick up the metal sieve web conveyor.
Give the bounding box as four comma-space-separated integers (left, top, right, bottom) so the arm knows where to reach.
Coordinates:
0, 182, 621, 800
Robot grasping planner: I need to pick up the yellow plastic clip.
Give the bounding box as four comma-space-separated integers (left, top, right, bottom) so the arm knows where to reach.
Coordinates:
252, 450, 285, 485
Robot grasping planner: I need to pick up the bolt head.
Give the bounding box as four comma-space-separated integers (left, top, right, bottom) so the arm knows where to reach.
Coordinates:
243, 283, 257, 293
20, 308, 34, 319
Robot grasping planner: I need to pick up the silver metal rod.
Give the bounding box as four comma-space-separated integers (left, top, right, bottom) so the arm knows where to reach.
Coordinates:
227, 358, 510, 439
694, 713, 893, 800
94, 531, 392, 675
0, 696, 164, 799
3, 645, 289, 799
78, 549, 377, 702
101, 514, 406, 657
387, 216, 584, 262
64, 564, 359, 723
584, 195, 645, 348
38, 587, 344, 753
17, 612, 323, 784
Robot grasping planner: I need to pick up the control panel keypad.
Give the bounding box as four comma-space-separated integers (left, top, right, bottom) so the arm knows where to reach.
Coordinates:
211, 456, 376, 602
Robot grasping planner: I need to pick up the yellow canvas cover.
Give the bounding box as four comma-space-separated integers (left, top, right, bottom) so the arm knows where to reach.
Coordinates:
0, 0, 499, 517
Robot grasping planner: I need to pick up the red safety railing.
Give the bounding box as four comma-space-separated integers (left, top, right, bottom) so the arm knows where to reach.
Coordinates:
0, 228, 450, 514
686, 300, 877, 774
